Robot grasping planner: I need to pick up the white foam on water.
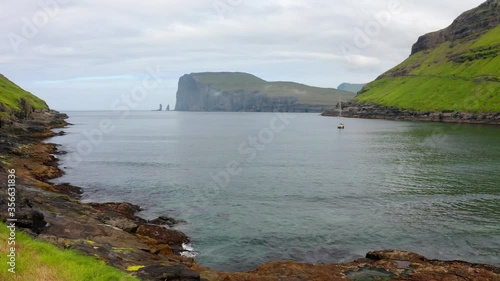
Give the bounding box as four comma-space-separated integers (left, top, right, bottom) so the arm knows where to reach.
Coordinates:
181, 243, 197, 258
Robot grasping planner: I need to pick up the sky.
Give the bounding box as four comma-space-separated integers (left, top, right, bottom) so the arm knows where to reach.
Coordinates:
0, 0, 486, 110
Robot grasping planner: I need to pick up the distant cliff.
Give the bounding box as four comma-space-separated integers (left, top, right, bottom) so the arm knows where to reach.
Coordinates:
175, 72, 355, 112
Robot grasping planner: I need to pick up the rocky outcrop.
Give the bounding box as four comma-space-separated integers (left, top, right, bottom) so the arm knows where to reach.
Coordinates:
149, 215, 184, 227
13, 198, 46, 234
175, 72, 353, 112
411, 0, 499, 55
199, 249, 499, 281
136, 225, 189, 248
1, 77, 498, 280
323, 101, 500, 124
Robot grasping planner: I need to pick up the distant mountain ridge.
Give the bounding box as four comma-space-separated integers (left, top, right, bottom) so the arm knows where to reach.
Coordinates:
352, 0, 499, 114
175, 72, 355, 112
0, 74, 48, 120
337, 83, 366, 93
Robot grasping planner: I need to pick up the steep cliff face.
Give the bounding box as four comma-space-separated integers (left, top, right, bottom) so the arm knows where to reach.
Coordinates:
411, 0, 499, 55
355, 0, 499, 114
175, 72, 355, 112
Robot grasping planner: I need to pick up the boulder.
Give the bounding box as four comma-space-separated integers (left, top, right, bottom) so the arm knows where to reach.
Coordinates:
136, 225, 189, 247
149, 216, 183, 227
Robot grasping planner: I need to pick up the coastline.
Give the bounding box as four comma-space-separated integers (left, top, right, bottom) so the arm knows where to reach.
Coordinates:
1, 109, 499, 281
322, 101, 500, 125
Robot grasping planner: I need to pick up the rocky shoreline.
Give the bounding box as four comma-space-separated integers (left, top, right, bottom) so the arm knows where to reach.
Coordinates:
322, 101, 500, 125
1, 109, 499, 280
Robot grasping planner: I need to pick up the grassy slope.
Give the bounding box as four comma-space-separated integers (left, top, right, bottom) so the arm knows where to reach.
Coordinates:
0, 74, 48, 117
0, 223, 138, 281
355, 25, 500, 113
192, 72, 356, 104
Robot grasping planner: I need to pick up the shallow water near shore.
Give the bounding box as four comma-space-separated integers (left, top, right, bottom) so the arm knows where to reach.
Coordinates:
49, 111, 500, 271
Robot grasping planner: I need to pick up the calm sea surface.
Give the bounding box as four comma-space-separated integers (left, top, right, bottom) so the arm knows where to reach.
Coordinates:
49, 111, 500, 271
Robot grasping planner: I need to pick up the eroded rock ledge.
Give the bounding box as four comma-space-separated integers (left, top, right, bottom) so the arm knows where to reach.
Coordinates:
0, 110, 498, 281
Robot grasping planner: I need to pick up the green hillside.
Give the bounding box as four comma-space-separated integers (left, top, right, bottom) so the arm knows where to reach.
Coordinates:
191, 72, 356, 104
355, 1, 500, 113
0, 74, 48, 117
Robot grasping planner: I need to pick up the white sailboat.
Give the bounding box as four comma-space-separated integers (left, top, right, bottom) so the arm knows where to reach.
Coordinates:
337, 95, 344, 129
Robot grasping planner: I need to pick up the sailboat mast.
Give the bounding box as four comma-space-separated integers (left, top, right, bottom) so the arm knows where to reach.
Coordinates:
339, 95, 342, 118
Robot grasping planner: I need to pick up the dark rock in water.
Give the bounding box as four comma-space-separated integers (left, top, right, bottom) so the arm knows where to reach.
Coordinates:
149, 216, 184, 227
137, 264, 202, 281
136, 224, 189, 247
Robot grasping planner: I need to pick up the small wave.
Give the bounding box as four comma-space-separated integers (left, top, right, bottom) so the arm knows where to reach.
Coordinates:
181, 243, 198, 258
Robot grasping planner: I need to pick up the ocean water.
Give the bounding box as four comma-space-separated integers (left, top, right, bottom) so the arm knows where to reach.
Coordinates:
49, 111, 500, 271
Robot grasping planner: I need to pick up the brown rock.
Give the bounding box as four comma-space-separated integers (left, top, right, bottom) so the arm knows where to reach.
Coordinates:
136, 224, 189, 247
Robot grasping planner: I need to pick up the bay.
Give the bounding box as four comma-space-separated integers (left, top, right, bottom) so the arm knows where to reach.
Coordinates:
50, 111, 500, 271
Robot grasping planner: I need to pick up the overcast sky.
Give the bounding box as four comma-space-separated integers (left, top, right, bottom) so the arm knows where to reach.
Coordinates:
1, 0, 486, 110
